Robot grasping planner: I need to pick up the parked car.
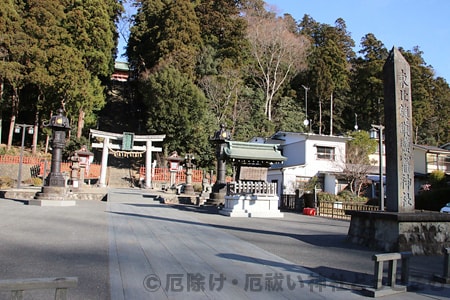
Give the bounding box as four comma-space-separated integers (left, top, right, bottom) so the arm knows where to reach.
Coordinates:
440, 203, 450, 213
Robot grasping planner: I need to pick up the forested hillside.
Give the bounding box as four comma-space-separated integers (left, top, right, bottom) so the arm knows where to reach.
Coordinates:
1, 0, 449, 167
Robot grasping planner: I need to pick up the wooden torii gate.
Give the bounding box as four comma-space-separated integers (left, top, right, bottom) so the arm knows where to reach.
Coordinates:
90, 129, 165, 188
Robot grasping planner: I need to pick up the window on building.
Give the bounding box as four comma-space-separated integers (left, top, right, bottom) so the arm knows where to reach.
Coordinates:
316, 146, 335, 160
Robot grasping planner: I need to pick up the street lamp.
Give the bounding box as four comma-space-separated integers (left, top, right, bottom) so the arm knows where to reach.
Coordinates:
14, 124, 34, 188
301, 85, 310, 128
370, 124, 385, 210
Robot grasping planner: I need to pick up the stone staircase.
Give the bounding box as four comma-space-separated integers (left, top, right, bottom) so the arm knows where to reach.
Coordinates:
106, 166, 139, 188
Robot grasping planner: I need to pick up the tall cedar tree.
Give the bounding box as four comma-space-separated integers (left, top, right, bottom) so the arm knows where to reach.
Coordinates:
0, 0, 121, 147
349, 33, 388, 130
128, 0, 202, 78
299, 16, 354, 135
143, 66, 214, 165
0, 0, 26, 148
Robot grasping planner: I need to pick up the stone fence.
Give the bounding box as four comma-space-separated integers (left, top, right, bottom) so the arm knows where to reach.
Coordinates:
227, 181, 277, 196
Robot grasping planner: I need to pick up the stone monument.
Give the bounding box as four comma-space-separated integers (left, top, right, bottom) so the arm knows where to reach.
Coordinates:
383, 47, 414, 212
347, 47, 450, 255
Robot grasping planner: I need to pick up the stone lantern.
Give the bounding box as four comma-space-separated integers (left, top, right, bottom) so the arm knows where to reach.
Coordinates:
76, 145, 94, 187
208, 124, 231, 205
32, 108, 73, 206
183, 153, 196, 195
167, 151, 182, 190
46, 108, 71, 187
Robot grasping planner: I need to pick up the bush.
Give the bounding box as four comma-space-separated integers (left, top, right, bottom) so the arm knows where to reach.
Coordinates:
193, 183, 202, 192
0, 177, 14, 189
30, 177, 43, 187
429, 170, 446, 188
317, 190, 369, 204
317, 192, 338, 202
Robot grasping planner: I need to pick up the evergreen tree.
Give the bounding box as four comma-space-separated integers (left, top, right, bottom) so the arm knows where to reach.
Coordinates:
350, 33, 388, 130
299, 16, 355, 135
143, 66, 215, 165
128, 0, 201, 78
0, 0, 26, 147
400, 47, 450, 145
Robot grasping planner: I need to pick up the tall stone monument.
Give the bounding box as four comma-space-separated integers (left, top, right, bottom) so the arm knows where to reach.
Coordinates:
347, 47, 450, 255
383, 47, 415, 212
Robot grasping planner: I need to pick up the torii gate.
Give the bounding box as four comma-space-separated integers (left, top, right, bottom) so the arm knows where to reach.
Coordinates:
90, 129, 165, 188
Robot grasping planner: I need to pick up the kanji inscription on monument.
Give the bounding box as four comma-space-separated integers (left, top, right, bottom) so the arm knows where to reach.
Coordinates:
383, 47, 414, 212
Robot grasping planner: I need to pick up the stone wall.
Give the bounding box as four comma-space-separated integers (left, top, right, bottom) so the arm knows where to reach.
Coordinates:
0, 164, 34, 181
399, 222, 450, 255
347, 211, 450, 255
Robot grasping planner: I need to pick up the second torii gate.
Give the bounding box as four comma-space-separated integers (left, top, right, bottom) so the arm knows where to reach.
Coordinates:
90, 129, 165, 188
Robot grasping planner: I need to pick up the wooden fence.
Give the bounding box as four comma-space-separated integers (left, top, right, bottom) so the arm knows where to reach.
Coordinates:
279, 192, 379, 220
139, 166, 204, 184
317, 201, 379, 220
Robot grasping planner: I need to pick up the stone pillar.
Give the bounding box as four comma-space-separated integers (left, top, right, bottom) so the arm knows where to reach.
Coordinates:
99, 137, 110, 187
383, 47, 415, 212
145, 140, 152, 188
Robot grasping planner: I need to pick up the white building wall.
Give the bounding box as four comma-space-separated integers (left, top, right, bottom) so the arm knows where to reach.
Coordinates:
324, 174, 337, 194
266, 132, 349, 197
413, 148, 426, 174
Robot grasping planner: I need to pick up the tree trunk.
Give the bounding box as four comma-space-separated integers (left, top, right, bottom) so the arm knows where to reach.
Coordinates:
77, 108, 85, 139
32, 111, 39, 154
319, 99, 322, 135
7, 115, 15, 150
7, 90, 19, 150
0, 79, 3, 143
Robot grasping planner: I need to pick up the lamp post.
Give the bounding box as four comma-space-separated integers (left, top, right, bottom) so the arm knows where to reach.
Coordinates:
370, 124, 384, 210
301, 85, 310, 129
14, 124, 34, 188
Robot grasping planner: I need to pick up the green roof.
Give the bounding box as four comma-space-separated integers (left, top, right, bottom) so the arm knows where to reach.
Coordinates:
223, 141, 286, 164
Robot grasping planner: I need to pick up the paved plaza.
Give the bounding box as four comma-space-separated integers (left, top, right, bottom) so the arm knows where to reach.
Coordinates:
0, 188, 449, 299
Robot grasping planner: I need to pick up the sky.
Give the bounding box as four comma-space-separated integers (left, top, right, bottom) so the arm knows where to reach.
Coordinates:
266, 0, 450, 82
117, 0, 450, 83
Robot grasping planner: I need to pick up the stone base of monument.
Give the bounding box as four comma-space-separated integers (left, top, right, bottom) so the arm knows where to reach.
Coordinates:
362, 285, 407, 298
347, 211, 450, 255
30, 186, 76, 206
183, 184, 195, 195
219, 194, 284, 218
205, 191, 226, 206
